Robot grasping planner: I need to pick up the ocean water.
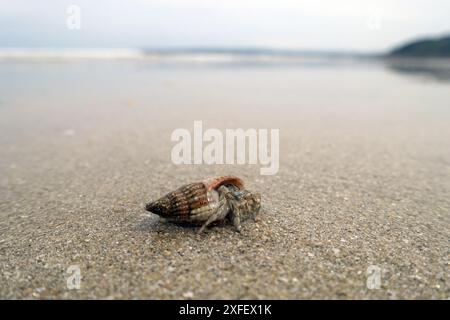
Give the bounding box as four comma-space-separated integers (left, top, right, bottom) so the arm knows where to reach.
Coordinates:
0, 52, 449, 146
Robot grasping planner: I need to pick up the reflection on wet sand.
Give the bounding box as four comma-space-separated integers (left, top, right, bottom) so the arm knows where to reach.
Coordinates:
384, 58, 450, 82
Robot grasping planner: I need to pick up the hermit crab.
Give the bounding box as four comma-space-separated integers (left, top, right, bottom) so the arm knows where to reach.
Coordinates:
145, 176, 261, 234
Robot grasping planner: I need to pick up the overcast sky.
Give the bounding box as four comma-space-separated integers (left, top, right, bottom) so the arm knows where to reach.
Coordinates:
0, 0, 449, 52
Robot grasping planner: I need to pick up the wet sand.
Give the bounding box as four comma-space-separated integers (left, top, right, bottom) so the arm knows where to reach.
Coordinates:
0, 61, 449, 299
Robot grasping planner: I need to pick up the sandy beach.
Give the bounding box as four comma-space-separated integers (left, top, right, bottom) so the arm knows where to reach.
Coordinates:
0, 60, 449, 299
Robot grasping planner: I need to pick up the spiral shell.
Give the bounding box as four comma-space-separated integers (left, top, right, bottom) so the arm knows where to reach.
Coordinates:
145, 176, 244, 223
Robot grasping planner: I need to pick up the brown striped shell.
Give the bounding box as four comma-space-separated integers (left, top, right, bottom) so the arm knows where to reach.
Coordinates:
145, 176, 244, 223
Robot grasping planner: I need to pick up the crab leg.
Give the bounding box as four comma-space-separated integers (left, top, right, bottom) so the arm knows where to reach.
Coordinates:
228, 200, 242, 232
197, 193, 230, 234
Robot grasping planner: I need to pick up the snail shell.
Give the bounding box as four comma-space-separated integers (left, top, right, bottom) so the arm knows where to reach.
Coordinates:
145, 175, 244, 223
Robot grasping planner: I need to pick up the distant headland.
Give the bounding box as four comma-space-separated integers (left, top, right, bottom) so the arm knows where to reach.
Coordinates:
388, 35, 450, 58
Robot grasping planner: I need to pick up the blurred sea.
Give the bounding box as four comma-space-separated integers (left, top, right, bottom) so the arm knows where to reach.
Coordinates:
1, 47, 449, 80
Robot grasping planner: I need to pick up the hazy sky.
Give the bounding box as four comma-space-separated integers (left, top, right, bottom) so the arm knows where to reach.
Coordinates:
0, 0, 449, 51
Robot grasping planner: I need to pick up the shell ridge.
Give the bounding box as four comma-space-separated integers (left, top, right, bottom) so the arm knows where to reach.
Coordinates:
202, 175, 244, 190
